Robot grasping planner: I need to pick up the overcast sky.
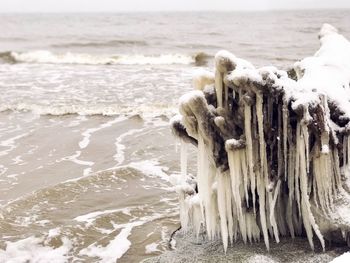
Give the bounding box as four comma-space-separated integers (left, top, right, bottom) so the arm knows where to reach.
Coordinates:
1, 0, 350, 12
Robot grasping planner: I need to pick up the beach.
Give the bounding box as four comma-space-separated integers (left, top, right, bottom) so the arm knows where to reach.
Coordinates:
0, 10, 350, 262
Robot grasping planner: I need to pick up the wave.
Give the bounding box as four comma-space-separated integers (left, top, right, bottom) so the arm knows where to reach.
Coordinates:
0, 50, 210, 65
51, 39, 148, 48
0, 102, 177, 117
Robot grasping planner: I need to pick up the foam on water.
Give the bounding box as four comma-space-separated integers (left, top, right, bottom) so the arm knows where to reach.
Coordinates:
79, 224, 134, 263
79, 116, 127, 149
74, 207, 132, 226
145, 242, 160, 254
0, 236, 72, 263
61, 151, 94, 167
0, 162, 178, 262
128, 160, 170, 182
6, 50, 196, 65
114, 127, 147, 165
0, 103, 178, 118
0, 132, 31, 157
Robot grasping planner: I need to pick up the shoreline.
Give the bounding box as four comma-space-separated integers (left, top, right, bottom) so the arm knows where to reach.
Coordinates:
143, 231, 349, 263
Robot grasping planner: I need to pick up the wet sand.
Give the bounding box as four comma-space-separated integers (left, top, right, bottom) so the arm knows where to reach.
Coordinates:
143, 231, 348, 263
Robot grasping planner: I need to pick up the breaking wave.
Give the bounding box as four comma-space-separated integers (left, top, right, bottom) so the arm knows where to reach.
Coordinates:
0, 50, 210, 65
0, 103, 176, 117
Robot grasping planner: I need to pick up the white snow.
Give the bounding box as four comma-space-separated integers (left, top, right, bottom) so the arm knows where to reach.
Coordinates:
192, 68, 215, 90
330, 252, 350, 263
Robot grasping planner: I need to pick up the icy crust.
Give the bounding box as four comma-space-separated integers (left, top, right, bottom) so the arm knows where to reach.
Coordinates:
170, 24, 350, 253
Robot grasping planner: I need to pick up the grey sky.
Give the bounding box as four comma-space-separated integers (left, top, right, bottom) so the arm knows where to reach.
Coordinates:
1, 0, 350, 12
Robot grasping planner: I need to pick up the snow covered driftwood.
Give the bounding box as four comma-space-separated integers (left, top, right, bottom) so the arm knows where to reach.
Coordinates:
171, 24, 350, 252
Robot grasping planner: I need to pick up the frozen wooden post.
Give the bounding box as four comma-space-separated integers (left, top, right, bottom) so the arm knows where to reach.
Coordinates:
171, 24, 350, 251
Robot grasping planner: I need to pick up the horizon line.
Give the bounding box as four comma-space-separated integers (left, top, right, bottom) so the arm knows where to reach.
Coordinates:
0, 7, 350, 14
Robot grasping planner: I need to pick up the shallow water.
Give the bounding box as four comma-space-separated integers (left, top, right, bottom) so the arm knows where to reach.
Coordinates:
0, 10, 350, 262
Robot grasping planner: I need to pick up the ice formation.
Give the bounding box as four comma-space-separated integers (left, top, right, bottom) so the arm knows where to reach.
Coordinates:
171, 24, 350, 252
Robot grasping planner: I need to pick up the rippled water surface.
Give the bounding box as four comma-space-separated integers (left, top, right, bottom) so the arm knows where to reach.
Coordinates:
0, 10, 350, 262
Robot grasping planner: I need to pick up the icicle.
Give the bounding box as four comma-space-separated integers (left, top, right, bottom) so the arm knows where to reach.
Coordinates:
346, 132, 350, 166
286, 200, 295, 238
232, 200, 239, 242
225, 172, 234, 245
256, 93, 265, 179
282, 101, 288, 181
239, 211, 248, 244
224, 73, 229, 110
189, 194, 203, 239
253, 93, 270, 250
333, 148, 342, 191
215, 69, 223, 108
302, 107, 310, 173
312, 129, 335, 215
226, 139, 252, 245
244, 103, 256, 213
269, 179, 281, 243
321, 126, 333, 211
295, 123, 301, 217
286, 143, 296, 238
177, 141, 189, 231
180, 141, 188, 182
246, 212, 252, 243
246, 212, 260, 243
312, 155, 321, 212
227, 145, 243, 218
179, 194, 189, 232
277, 102, 283, 181
217, 171, 228, 252
241, 149, 249, 208
343, 136, 348, 166
197, 135, 218, 240
330, 150, 337, 197
298, 124, 314, 250
208, 164, 219, 240
299, 122, 325, 251
257, 168, 270, 250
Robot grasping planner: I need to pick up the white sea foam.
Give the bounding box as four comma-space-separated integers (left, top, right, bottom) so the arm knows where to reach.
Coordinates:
62, 151, 94, 166
128, 160, 169, 182
0, 103, 176, 118
79, 116, 127, 149
78, 212, 170, 263
9, 50, 195, 65
114, 127, 146, 165
0, 236, 72, 263
0, 132, 30, 157
74, 207, 132, 225
79, 225, 133, 263
145, 242, 160, 254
